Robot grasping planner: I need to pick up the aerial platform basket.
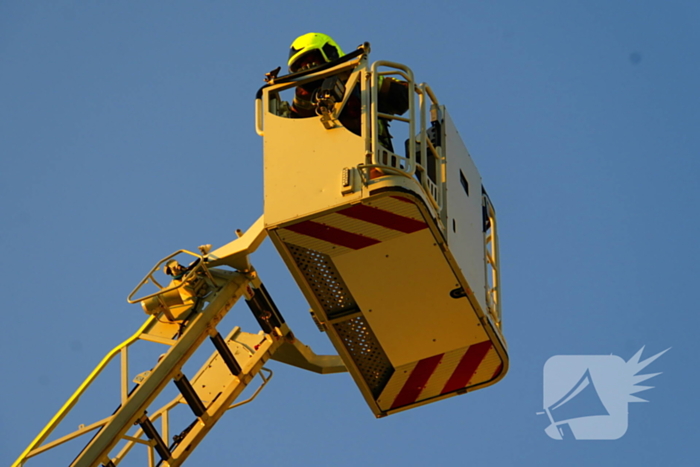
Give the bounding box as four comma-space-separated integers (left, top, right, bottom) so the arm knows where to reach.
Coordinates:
256, 44, 507, 417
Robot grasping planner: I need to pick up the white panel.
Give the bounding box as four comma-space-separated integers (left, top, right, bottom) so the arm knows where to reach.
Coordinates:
443, 109, 488, 314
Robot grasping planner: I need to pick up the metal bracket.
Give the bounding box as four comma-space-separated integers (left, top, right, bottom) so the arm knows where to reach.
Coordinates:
205, 216, 267, 271
271, 337, 346, 374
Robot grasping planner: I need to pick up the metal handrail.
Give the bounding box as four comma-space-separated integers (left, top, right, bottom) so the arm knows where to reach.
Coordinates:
331, 67, 362, 121
369, 61, 416, 175
256, 53, 366, 136
415, 83, 444, 212
12, 316, 157, 465
483, 195, 501, 326
255, 98, 264, 136
127, 250, 214, 305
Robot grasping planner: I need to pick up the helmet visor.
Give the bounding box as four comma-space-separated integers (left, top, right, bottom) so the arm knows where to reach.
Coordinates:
289, 49, 326, 73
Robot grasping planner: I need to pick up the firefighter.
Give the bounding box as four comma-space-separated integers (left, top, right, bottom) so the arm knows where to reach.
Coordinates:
287, 32, 409, 153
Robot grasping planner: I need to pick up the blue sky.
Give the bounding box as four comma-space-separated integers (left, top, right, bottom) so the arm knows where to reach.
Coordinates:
2, 1, 699, 466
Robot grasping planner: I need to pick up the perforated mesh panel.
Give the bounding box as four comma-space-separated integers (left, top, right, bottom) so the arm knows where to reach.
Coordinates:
286, 243, 394, 397
333, 315, 394, 397
287, 244, 355, 317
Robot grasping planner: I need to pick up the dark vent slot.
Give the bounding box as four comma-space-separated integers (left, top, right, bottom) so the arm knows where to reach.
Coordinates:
460, 170, 469, 196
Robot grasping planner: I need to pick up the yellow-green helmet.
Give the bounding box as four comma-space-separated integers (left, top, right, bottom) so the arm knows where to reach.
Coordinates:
288, 33, 344, 72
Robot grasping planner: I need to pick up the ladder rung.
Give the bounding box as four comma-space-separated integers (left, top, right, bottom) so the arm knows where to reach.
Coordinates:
173, 373, 207, 418
245, 282, 284, 333
135, 414, 171, 462
210, 332, 242, 376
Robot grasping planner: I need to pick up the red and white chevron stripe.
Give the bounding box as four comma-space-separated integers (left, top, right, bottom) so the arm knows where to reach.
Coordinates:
279, 197, 428, 256
378, 340, 503, 411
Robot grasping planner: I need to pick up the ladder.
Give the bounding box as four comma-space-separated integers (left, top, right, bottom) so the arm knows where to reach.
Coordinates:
12, 218, 345, 467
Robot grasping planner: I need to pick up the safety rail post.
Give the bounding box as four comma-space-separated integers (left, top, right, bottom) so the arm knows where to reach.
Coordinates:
365, 63, 446, 220
369, 61, 416, 176
121, 347, 129, 406
415, 83, 445, 215
483, 193, 501, 328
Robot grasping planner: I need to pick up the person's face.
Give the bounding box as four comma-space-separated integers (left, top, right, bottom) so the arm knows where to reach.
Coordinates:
291, 50, 325, 73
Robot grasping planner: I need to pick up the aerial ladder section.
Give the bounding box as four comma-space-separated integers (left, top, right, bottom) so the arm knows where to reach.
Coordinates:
12, 219, 345, 467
